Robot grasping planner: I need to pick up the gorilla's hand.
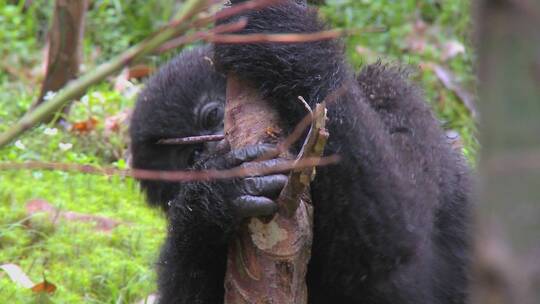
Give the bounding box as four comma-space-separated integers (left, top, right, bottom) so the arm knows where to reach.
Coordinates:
215, 0, 336, 123
194, 143, 288, 219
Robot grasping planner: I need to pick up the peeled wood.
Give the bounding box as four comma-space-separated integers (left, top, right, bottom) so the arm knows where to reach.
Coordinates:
223, 74, 327, 303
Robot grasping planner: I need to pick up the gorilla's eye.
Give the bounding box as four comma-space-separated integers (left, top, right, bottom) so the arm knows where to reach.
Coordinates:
200, 102, 224, 130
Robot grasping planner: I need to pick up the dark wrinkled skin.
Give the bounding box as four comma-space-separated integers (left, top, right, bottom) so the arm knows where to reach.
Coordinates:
129, 1, 472, 303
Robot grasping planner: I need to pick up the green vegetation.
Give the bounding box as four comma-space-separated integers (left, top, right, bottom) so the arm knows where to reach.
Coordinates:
322, 0, 477, 160
0, 0, 476, 302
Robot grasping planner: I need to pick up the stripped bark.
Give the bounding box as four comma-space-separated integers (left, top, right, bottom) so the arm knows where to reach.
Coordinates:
223, 75, 327, 303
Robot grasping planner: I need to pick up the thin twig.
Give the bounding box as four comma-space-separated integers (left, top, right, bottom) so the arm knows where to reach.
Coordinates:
161, 5, 383, 53
276, 83, 350, 155
209, 29, 343, 43
208, 27, 385, 44
158, 18, 249, 53
0, 155, 339, 182
157, 134, 225, 145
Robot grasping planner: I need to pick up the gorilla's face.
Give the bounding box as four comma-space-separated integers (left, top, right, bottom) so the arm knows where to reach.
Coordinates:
129, 47, 226, 208
156, 96, 225, 168
130, 91, 226, 210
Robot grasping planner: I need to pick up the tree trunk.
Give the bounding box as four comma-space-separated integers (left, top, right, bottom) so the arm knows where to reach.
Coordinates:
34, 0, 88, 117
473, 1, 540, 303
223, 75, 315, 303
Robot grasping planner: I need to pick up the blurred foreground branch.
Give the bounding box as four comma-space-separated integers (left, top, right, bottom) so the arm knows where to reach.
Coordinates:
473, 1, 540, 303
0, 0, 361, 148
0, 156, 338, 182
0, 0, 295, 148
0, 0, 210, 148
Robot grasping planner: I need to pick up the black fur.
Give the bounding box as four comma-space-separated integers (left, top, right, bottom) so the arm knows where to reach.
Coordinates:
130, 2, 471, 303
130, 46, 226, 211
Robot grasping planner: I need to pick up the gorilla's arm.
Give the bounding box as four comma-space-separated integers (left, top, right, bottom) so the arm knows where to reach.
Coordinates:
156, 145, 287, 303
215, 2, 439, 299
156, 182, 230, 303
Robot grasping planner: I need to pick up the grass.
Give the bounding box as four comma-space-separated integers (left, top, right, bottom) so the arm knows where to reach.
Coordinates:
0, 0, 476, 302
0, 171, 164, 303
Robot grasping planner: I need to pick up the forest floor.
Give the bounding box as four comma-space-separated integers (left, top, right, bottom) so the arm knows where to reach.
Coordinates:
0, 0, 476, 302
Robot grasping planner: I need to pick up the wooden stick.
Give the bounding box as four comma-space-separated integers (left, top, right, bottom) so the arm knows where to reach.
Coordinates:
156, 134, 225, 145
223, 73, 328, 303
0, 156, 338, 182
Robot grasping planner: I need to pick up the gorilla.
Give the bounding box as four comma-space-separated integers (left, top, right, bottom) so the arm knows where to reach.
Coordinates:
129, 1, 471, 303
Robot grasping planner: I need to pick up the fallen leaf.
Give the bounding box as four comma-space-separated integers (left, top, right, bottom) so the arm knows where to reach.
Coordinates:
136, 293, 158, 304
0, 264, 34, 288
31, 280, 57, 294
26, 199, 122, 232
26, 199, 55, 214
441, 40, 466, 61
71, 117, 98, 133
105, 109, 130, 133
114, 65, 151, 94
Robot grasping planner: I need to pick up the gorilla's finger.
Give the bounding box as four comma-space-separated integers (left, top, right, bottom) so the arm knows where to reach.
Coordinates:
233, 195, 278, 218
243, 175, 288, 199
239, 158, 291, 174
223, 144, 278, 167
